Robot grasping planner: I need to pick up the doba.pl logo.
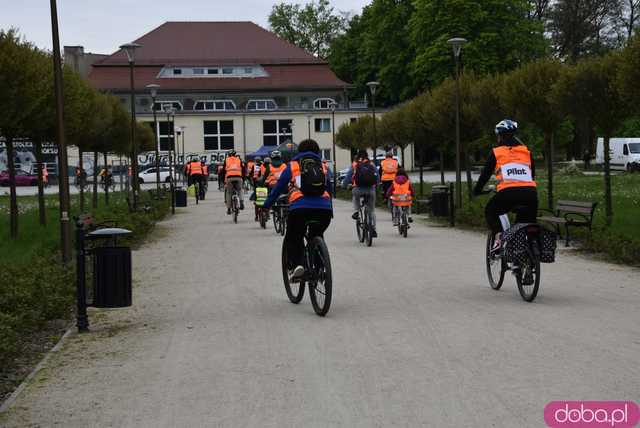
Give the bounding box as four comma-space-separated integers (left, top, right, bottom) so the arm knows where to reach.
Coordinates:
544, 401, 640, 427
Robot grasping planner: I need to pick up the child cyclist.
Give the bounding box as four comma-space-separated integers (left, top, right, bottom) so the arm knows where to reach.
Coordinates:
263, 139, 332, 279
385, 168, 415, 226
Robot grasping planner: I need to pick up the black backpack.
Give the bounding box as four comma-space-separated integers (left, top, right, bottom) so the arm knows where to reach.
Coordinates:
355, 162, 377, 187
299, 157, 326, 197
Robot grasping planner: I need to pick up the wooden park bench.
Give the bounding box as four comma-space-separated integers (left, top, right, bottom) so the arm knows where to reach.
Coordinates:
537, 200, 598, 247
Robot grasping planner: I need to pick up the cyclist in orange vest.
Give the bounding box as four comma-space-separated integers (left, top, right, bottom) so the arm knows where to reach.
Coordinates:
265, 151, 287, 188
221, 150, 245, 213
385, 168, 415, 226
186, 158, 204, 196
473, 119, 538, 251
263, 139, 332, 279
201, 161, 209, 193
379, 151, 399, 201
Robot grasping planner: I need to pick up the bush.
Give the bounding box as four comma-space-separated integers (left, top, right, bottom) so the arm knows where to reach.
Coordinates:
557, 162, 584, 176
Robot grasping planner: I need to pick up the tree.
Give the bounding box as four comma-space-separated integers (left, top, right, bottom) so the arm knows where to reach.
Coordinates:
409, 0, 548, 92
379, 107, 413, 166
0, 29, 42, 239
554, 53, 630, 225
502, 59, 566, 208
619, 35, 640, 108
269, 0, 346, 58
548, 0, 623, 61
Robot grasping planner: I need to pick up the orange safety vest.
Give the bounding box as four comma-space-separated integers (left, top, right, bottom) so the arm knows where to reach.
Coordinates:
188, 161, 202, 175
493, 145, 537, 192
246, 161, 255, 176
266, 164, 286, 187
202, 163, 208, 176
289, 161, 330, 203
391, 181, 412, 207
225, 156, 242, 179
381, 158, 399, 181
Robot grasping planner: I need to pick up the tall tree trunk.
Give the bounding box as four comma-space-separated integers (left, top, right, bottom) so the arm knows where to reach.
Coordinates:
465, 149, 473, 201
400, 146, 406, 169
35, 139, 46, 225
6, 137, 18, 239
603, 134, 613, 226
440, 148, 445, 185
92, 151, 98, 209
103, 152, 109, 206
78, 148, 85, 212
546, 131, 555, 209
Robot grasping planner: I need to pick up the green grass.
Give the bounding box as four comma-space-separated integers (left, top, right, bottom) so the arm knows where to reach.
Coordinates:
0, 189, 170, 366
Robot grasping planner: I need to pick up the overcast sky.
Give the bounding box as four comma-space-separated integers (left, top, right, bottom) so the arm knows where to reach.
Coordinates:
1, 0, 370, 54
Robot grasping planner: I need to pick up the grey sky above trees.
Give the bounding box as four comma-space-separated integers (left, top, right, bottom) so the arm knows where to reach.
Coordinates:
0, 0, 369, 53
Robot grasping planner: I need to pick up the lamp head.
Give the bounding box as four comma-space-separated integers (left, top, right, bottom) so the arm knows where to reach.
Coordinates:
366, 81, 380, 96
146, 84, 160, 98
119, 43, 142, 63
447, 37, 467, 57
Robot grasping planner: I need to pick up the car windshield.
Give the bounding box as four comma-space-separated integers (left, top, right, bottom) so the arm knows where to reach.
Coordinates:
628, 143, 640, 154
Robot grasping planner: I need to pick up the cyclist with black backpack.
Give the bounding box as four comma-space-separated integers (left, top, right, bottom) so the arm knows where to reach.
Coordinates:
263, 139, 332, 280
342, 150, 379, 238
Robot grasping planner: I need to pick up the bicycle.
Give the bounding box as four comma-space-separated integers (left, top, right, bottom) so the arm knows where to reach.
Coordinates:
272, 195, 289, 236
230, 189, 240, 223
254, 187, 269, 229
281, 221, 333, 316
100, 176, 113, 192
355, 194, 374, 247
75, 175, 89, 192
480, 189, 543, 302
395, 205, 410, 238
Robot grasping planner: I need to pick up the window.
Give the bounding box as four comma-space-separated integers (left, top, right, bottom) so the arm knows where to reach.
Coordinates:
222, 67, 233, 75
173, 68, 182, 75
244, 67, 253, 74
207, 68, 219, 75
313, 98, 335, 110
263, 119, 292, 146
193, 100, 236, 111
629, 143, 640, 154
315, 118, 331, 133
158, 121, 175, 151
247, 99, 277, 111
193, 68, 204, 75
154, 101, 183, 112
321, 149, 331, 161
203, 120, 234, 151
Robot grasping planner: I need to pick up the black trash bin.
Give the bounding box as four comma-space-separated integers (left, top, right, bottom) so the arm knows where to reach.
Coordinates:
175, 188, 187, 207
431, 185, 449, 217
89, 228, 132, 308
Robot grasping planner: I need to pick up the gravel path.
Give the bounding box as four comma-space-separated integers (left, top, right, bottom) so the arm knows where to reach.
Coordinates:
1, 190, 638, 427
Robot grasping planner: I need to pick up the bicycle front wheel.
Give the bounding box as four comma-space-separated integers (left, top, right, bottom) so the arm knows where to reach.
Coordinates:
279, 209, 286, 236
281, 240, 305, 304
308, 237, 332, 316
516, 257, 541, 302
486, 232, 505, 290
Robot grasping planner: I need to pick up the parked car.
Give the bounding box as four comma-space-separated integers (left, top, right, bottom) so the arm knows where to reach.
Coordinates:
137, 167, 173, 183
0, 169, 39, 186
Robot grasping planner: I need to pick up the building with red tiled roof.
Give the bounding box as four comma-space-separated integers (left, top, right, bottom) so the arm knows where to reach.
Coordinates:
84, 21, 402, 171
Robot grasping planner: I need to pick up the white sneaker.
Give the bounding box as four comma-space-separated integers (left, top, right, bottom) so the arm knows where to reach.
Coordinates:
291, 265, 305, 279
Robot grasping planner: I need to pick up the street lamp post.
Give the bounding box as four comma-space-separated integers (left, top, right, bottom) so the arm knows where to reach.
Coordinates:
146, 84, 161, 194
306, 114, 312, 140
367, 81, 380, 164
330, 101, 338, 198
163, 105, 176, 214
179, 126, 186, 185
49, 0, 72, 263
120, 42, 142, 211
447, 37, 467, 208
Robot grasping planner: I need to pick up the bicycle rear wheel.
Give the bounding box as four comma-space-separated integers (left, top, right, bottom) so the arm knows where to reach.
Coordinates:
308, 237, 332, 316
273, 209, 281, 234
486, 232, 505, 290
281, 240, 305, 304
232, 196, 239, 223
280, 209, 287, 236
365, 209, 373, 247
259, 209, 267, 229
516, 257, 541, 302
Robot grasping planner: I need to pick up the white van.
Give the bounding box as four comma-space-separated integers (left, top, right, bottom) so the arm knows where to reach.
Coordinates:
595, 138, 640, 171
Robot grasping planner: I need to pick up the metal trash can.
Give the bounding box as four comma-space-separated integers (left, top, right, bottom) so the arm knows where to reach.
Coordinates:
175, 188, 187, 207
89, 228, 132, 308
431, 185, 449, 217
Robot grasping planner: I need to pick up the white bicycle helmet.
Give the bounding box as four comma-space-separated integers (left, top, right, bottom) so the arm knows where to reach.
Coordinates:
495, 119, 518, 135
